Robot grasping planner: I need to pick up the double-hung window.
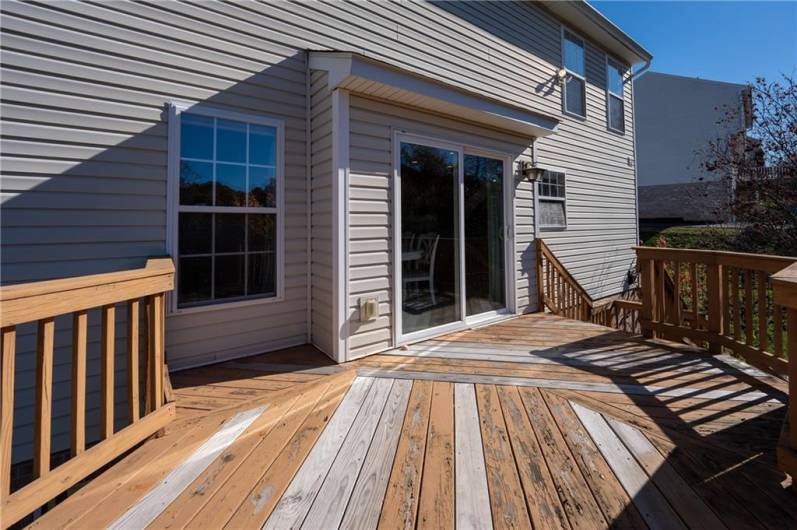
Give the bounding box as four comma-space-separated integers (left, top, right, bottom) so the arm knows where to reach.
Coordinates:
562, 30, 586, 118
607, 59, 626, 133
538, 170, 567, 230
169, 104, 284, 310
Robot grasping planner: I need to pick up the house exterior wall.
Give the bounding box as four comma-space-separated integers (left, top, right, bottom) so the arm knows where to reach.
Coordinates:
635, 72, 747, 187
346, 95, 535, 359
1, 0, 640, 462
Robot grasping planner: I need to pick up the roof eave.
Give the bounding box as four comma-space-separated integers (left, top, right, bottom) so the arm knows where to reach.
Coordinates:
541, 1, 653, 66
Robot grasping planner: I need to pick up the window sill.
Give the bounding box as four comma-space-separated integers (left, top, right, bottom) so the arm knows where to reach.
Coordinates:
170, 293, 284, 316
562, 109, 587, 121
540, 226, 567, 232
606, 125, 626, 136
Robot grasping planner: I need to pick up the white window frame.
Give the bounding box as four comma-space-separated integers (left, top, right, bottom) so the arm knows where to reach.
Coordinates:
166, 101, 285, 314
535, 167, 568, 231
561, 28, 587, 120
606, 56, 627, 134
391, 131, 517, 347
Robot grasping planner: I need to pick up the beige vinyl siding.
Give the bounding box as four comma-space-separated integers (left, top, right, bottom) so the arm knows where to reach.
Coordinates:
310, 71, 334, 357
1, 0, 311, 462
535, 39, 638, 299
346, 96, 535, 359
1, 0, 638, 462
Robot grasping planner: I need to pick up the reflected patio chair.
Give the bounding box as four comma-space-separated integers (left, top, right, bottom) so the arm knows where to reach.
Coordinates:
403, 233, 440, 305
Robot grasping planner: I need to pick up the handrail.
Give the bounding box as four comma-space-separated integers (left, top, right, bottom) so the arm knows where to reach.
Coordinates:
1, 258, 176, 527
536, 239, 594, 321
536, 240, 640, 334
635, 246, 796, 377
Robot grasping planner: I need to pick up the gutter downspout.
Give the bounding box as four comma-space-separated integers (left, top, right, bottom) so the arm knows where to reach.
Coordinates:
629, 58, 650, 248
305, 50, 312, 344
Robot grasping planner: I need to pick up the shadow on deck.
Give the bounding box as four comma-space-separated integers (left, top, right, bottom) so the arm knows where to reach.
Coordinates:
29, 314, 795, 529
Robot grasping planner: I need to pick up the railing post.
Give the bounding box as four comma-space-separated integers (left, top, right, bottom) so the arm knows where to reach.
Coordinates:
1, 327, 16, 500
772, 262, 797, 477
788, 307, 797, 449
639, 256, 656, 339
706, 262, 723, 354
536, 239, 544, 312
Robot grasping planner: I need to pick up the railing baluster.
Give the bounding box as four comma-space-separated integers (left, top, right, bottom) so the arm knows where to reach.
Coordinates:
101, 305, 115, 440
128, 300, 141, 423
722, 266, 731, 336
732, 268, 741, 340
673, 261, 682, 326
706, 262, 723, 354
775, 304, 784, 356
151, 294, 165, 409
744, 270, 754, 345
34, 318, 55, 477
690, 262, 698, 324
1, 327, 16, 499
71, 311, 87, 456
758, 271, 769, 353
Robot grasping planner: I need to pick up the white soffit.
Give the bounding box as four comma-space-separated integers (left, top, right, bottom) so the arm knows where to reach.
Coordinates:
309, 51, 559, 138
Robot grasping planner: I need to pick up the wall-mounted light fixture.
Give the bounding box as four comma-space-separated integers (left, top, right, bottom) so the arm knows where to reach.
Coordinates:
520, 161, 546, 182
556, 67, 568, 85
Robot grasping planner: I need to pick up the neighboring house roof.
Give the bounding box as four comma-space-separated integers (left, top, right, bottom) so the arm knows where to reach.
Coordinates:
638, 181, 731, 223
542, 1, 653, 65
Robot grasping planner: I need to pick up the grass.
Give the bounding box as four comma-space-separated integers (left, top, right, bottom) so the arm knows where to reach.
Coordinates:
641, 225, 739, 250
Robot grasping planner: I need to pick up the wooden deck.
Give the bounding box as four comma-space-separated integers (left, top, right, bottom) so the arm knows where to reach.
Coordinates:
28, 314, 795, 529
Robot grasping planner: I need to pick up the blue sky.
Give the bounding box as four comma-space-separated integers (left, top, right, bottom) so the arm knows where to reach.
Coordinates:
590, 1, 796, 85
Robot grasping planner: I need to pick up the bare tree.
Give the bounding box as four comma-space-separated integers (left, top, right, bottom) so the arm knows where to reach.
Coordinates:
699, 75, 797, 255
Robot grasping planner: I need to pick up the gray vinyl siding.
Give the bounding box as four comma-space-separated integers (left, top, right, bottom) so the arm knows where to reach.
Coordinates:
347, 95, 535, 359
1, 0, 638, 462
534, 39, 638, 299
310, 71, 334, 357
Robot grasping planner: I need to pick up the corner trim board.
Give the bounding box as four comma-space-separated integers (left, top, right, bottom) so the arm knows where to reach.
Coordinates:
331, 89, 351, 362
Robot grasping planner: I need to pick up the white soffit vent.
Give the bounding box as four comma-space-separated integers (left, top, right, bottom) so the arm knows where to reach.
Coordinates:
309, 51, 559, 138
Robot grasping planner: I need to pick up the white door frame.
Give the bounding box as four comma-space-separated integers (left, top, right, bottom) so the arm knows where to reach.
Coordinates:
391, 132, 516, 347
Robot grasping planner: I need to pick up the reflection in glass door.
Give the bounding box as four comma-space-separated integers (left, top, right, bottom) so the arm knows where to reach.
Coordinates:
399, 142, 460, 335
464, 154, 505, 316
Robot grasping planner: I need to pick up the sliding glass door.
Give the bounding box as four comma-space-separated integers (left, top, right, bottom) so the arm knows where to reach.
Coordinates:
464, 154, 506, 316
397, 138, 508, 340
399, 142, 461, 335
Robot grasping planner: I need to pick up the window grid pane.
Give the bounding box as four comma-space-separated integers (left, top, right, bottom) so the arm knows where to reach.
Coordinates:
609, 95, 625, 132
607, 61, 624, 96
563, 32, 585, 77
178, 111, 279, 308
564, 76, 585, 117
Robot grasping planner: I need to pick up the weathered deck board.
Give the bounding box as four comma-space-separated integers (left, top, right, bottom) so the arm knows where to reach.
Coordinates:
29, 314, 793, 530
453, 383, 493, 530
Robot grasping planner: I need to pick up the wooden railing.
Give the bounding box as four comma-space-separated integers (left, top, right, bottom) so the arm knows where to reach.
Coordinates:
772, 262, 797, 479
0, 258, 175, 527
536, 239, 594, 321
636, 246, 796, 377
536, 239, 642, 334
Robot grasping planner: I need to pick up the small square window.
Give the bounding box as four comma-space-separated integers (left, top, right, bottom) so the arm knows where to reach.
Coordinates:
538, 170, 567, 230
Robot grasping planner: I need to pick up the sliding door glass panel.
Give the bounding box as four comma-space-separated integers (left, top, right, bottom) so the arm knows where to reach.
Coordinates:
400, 142, 460, 335
464, 154, 505, 316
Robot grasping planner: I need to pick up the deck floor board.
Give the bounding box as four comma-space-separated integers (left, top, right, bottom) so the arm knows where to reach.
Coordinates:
30, 314, 793, 530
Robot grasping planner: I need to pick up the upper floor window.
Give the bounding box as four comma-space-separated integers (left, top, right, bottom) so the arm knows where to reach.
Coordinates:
562, 30, 586, 118
607, 59, 625, 133
538, 170, 567, 230
168, 105, 284, 310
